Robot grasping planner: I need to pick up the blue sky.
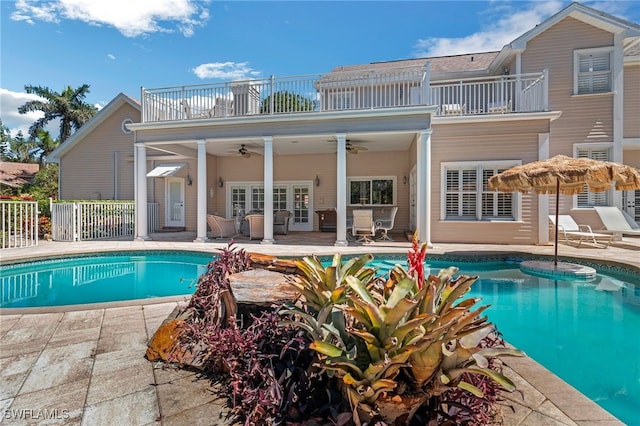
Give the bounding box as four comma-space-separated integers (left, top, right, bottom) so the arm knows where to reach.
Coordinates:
1, 0, 639, 136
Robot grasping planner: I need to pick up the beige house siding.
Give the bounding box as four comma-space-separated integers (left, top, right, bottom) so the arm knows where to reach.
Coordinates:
429, 120, 550, 244
624, 64, 640, 139
522, 17, 614, 156
59, 103, 138, 200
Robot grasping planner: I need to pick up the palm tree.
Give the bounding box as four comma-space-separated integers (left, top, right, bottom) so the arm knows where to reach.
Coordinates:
33, 130, 59, 165
18, 84, 98, 142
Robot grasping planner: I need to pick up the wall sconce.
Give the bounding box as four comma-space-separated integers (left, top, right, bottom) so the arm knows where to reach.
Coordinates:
187, 175, 193, 186
403, 175, 408, 184
218, 177, 224, 187
315, 175, 320, 187
502, 66, 510, 75
209, 187, 215, 199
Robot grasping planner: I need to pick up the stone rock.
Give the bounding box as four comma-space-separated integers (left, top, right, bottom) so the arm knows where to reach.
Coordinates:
228, 268, 299, 306
249, 253, 301, 275
145, 319, 203, 368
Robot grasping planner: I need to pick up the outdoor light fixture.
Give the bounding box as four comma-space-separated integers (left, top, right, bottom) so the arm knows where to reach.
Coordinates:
187, 175, 193, 186
403, 175, 408, 184
315, 175, 320, 187
218, 177, 224, 187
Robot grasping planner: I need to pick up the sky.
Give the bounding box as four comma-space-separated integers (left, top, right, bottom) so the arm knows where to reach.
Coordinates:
1, 0, 639, 137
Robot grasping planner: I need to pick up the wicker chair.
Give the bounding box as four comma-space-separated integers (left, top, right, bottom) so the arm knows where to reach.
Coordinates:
274, 210, 292, 235
246, 214, 264, 240
207, 215, 237, 238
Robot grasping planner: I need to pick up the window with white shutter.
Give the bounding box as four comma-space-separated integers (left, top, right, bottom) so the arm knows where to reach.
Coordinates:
574, 48, 612, 95
576, 148, 610, 207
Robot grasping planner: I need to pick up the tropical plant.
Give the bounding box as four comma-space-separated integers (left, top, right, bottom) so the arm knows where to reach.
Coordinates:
18, 84, 98, 142
286, 236, 524, 424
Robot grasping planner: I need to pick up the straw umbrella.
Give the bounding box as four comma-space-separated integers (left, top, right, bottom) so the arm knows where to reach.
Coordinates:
488, 154, 640, 265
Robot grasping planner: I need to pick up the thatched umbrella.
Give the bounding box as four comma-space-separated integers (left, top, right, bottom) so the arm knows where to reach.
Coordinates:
488, 154, 640, 265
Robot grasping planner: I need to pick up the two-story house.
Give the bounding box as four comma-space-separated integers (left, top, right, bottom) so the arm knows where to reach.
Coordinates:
49, 2, 640, 246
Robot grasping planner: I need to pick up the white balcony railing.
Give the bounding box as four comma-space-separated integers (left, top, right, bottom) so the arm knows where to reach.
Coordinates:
141, 67, 547, 123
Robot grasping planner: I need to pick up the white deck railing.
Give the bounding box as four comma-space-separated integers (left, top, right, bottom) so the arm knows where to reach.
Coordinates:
141, 67, 547, 123
1, 201, 38, 249
51, 202, 158, 241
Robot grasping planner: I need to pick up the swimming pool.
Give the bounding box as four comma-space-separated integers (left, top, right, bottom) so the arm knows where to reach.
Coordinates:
0, 251, 213, 309
1, 251, 638, 423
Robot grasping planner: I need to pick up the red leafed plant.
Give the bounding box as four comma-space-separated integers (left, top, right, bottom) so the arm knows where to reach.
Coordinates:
407, 232, 428, 289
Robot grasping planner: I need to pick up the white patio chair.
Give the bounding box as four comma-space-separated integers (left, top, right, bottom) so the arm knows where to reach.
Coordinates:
374, 206, 398, 241
352, 209, 375, 244
549, 215, 613, 248
594, 206, 640, 237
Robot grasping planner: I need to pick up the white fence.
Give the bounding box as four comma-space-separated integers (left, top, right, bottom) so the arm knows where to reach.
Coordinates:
51, 202, 158, 241
1, 201, 39, 249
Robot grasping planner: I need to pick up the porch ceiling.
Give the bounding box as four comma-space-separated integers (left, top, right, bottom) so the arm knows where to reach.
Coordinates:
200, 132, 416, 157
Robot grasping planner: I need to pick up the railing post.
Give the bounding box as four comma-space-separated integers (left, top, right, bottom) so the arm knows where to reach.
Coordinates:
369, 71, 374, 109
141, 87, 146, 122
425, 62, 431, 105
270, 75, 275, 114
542, 69, 549, 111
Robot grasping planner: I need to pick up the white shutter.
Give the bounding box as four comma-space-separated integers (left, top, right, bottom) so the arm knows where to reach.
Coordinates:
577, 149, 610, 207
576, 51, 611, 94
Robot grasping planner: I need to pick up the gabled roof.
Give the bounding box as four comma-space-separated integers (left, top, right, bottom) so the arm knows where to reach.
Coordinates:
0, 162, 39, 188
510, 2, 640, 51
48, 92, 140, 162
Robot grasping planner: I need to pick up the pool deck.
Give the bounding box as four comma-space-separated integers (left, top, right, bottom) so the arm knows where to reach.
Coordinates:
1, 232, 638, 425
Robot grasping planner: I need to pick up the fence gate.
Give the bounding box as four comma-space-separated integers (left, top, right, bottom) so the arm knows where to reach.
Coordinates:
51, 202, 158, 241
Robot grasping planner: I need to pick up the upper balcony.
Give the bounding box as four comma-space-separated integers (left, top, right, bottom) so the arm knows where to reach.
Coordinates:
141, 65, 548, 124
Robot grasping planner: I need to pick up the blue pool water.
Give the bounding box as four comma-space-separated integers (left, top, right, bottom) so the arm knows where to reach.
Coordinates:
0, 251, 213, 309
1, 251, 638, 423
370, 258, 640, 425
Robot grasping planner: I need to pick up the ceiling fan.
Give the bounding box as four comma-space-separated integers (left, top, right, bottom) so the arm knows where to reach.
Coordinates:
229, 144, 261, 159
345, 140, 368, 154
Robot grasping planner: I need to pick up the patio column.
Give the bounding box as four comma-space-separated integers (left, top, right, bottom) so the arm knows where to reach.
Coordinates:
538, 133, 550, 245
416, 130, 432, 247
194, 139, 209, 243
262, 136, 275, 244
335, 133, 348, 246
134, 143, 150, 241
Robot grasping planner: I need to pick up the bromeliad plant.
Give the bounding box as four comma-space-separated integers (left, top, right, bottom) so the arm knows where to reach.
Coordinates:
284, 235, 524, 425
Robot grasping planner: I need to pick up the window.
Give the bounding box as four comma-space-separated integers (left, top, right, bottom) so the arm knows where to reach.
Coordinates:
348, 177, 395, 205
574, 48, 612, 95
442, 162, 519, 221
577, 148, 610, 207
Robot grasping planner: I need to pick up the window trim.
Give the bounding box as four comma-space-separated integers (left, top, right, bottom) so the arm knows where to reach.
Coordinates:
440, 160, 522, 222
573, 46, 613, 95
347, 176, 397, 206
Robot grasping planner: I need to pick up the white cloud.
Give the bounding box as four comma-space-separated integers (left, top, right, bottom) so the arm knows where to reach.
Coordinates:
0, 88, 45, 137
192, 62, 262, 80
11, 0, 210, 38
107, 54, 116, 60
413, 1, 565, 57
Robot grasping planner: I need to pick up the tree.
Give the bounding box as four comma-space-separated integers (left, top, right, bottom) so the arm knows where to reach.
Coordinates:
18, 84, 98, 142
260, 90, 316, 114
32, 130, 59, 165
25, 163, 58, 200
0, 120, 35, 162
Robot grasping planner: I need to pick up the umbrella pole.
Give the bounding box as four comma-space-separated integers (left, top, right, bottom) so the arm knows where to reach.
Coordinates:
554, 180, 559, 267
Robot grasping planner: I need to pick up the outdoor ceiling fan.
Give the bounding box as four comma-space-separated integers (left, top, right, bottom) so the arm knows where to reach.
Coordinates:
229, 144, 261, 159
345, 140, 368, 154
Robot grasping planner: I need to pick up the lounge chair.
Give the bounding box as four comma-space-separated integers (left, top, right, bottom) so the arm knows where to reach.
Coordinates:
549, 215, 613, 248
594, 206, 640, 237
207, 214, 237, 238
374, 206, 398, 241
352, 209, 376, 243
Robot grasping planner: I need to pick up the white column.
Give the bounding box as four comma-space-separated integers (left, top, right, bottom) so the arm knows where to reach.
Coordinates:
134, 143, 150, 241
515, 53, 522, 111
416, 130, 432, 247
194, 139, 209, 242
538, 133, 550, 245
262, 136, 275, 244
335, 133, 348, 246
612, 33, 624, 209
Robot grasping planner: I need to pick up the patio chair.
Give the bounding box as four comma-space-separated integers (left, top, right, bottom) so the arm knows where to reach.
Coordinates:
441, 103, 465, 116
246, 214, 264, 240
352, 209, 376, 244
549, 215, 613, 248
207, 215, 237, 239
594, 206, 640, 237
374, 206, 398, 241
273, 210, 291, 235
